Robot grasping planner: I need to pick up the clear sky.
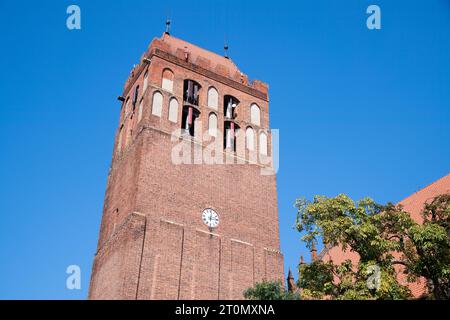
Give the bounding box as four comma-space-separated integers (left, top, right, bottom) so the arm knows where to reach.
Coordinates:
0, 0, 449, 299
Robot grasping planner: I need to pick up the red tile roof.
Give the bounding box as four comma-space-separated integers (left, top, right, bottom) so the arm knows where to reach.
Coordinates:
398, 173, 450, 223
159, 33, 242, 76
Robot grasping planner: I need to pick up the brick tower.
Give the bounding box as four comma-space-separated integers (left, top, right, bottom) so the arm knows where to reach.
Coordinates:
88, 31, 284, 300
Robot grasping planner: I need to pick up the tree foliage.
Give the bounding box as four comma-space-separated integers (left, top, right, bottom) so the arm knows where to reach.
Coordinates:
295, 194, 450, 300
244, 281, 300, 300
403, 194, 450, 299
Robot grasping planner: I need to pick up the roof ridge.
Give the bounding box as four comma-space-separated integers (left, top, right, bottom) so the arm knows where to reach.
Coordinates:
161, 33, 240, 71
398, 173, 450, 204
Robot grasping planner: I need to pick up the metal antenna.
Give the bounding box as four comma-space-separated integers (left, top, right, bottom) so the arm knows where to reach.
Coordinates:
165, 18, 171, 35
224, 34, 229, 59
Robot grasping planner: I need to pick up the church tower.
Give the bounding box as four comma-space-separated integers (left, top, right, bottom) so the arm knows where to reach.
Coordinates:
88, 31, 284, 300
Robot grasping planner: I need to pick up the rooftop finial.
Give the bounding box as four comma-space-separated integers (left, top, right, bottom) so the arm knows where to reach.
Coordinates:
165, 18, 171, 35
287, 268, 294, 279
287, 268, 298, 294
310, 242, 318, 261
300, 255, 305, 265
224, 35, 229, 59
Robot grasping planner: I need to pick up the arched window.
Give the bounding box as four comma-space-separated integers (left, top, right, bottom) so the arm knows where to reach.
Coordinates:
162, 69, 174, 93
224, 122, 240, 151
138, 99, 144, 122
125, 124, 132, 148
208, 113, 218, 137
259, 132, 268, 155
183, 79, 201, 106
168, 98, 179, 123
246, 127, 255, 151
124, 98, 130, 115
224, 95, 239, 119
207, 87, 219, 110
250, 104, 260, 126
181, 106, 200, 137
151, 91, 163, 117
117, 126, 124, 154
133, 85, 140, 108
143, 70, 149, 92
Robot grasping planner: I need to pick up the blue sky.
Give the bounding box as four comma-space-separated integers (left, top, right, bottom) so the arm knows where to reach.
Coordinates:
0, 0, 449, 299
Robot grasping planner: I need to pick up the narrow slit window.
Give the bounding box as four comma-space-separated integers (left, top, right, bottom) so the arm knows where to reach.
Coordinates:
133, 86, 140, 109
138, 99, 144, 122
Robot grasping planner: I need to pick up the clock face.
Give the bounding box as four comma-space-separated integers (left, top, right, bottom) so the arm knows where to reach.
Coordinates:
202, 208, 219, 228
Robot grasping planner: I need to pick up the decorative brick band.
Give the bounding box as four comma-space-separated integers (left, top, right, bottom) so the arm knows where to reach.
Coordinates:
95, 212, 146, 257
160, 218, 184, 228
264, 247, 282, 254
231, 239, 254, 246
196, 228, 221, 238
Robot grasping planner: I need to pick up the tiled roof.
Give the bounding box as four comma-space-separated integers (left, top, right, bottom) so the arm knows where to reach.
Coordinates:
160, 33, 242, 76
398, 173, 450, 223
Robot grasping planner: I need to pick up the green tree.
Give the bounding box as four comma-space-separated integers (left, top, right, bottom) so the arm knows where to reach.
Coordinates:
244, 281, 300, 300
401, 195, 450, 299
295, 194, 450, 300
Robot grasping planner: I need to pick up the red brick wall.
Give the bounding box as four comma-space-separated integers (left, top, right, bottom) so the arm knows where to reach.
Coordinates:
88, 213, 145, 300
89, 35, 284, 300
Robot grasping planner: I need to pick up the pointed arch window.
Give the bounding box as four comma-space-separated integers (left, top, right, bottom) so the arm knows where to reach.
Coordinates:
183, 79, 201, 106
259, 132, 268, 156
207, 87, 219, 110
208, 113, 218, 137
138, 98, 144, 122
224, 95, 239, 120
250, 103, 261, 126
181, 106, 200, 137
246, 127, 255, 151
143, 70, 149, 92
133, 85, 140, 109
124, 98, 130, 115
117, 125, 124, 154
125, 124, 132, 148
168, 98, 179, 123
162, 69, 174, 93
151, 91, 163, 117
224, 122, 240, 151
